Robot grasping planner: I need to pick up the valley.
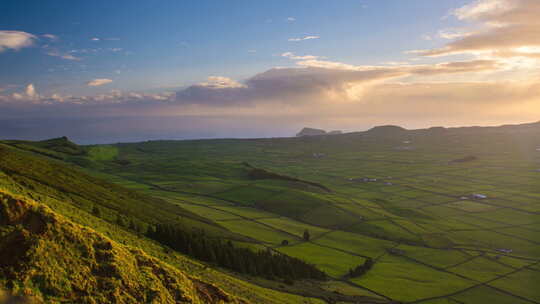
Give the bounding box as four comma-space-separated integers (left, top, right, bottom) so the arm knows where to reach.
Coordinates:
2, 122, 539, 303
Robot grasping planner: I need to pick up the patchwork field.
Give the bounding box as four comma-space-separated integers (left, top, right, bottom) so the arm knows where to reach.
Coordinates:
4, 123, 540, 303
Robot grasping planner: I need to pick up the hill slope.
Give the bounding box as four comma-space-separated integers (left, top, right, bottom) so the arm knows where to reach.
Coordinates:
0, 142, 334, 304
0, 190, 244, 304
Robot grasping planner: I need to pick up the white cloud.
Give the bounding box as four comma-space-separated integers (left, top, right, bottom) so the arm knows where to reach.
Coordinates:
438, 29, 474, 40
0, 31, 36, 53
411, 0, 540, 58
26, 84, 37, 98
281, 52, 320, 60
287, 17, 296, 22
42, 34, 58, 41
382, 61, 410, 65
11, 84, 39, 101
453, 0, 514, 22
288, 35, 320, 42
91, 37, 100, 41
87, 78, 113, 87
197, 76, 246, 89
46, 49, 81, 61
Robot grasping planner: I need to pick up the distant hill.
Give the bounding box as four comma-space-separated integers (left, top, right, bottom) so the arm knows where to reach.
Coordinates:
327, 130, 342, 135
366, 125, 407, 135
296, 127, 326, 137
35, 136, 86, 155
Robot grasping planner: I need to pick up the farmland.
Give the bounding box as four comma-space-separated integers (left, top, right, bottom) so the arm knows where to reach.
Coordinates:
3, 122, 540, 303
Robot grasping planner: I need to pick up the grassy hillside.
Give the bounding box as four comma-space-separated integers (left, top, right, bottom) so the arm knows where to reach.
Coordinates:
0, 190, 243, 304
50, 122, 540, 303
0, 143, 244, 242
0, 142, 369, 303
2, 121, 540, 303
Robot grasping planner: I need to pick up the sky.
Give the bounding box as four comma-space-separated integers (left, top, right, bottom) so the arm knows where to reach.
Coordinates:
1, 0, 539, 143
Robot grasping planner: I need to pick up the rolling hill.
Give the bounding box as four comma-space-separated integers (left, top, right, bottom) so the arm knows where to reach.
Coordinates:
2, 121, 540, 303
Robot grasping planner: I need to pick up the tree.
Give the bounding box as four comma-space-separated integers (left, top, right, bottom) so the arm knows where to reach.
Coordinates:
146, 225, 156, 237
92, 205, 101, 217
303, 229, 311, 241
348, 258, 374, 278
116, 215, 126, 227
281, 239, 289, 246
129, 219, 136, 230
147, 223, 326, 282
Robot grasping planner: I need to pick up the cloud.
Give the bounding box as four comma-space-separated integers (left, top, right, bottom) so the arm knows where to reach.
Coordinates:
0, 86, 173, 106
282, 52, 500, 74
87, 78, 113, 87
281, 52, 320, 60
45, 49, 81, 61
1, 0, 539, 142
10, 84, 40, 101
25, 84, 37, 98
437, 28, 474, 40
355, 81, 540, 122
42, 34, 58, 41
91, 37, 121, 41
173, 56, 502, 106
197, 76, 246, 89
0, 31, 36, 53
288, 35, 320, 42
287, 17, 296, 22
408, 60, 500, 75
411, 0, 540, 58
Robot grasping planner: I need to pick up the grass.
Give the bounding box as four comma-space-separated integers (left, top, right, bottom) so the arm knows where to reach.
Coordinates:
0, 190, 245, 304
3, 122, 540, 303
450, 285, 532, 304
398, 245, 472, 269
0, 148, 327, 304
278, 242, 365, 278
488, 268, 540, 302
447, 256, 514, 282
217, 219, 299, 245
352, 255, 473, 302
258, 217, 329, 240
313, 231, 394, 258
86, 145, 119, 161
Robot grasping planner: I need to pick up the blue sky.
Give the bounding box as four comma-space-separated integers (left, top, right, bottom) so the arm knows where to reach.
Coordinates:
0, 0, 469, 95
1, 0, 539, 143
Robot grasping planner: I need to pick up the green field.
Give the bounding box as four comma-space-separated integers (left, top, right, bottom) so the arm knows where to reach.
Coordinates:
2, 123, 540, 303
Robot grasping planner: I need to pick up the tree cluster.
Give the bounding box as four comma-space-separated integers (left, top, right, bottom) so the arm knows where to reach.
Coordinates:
348, 257, 374, 278
147, 224, 326, 281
